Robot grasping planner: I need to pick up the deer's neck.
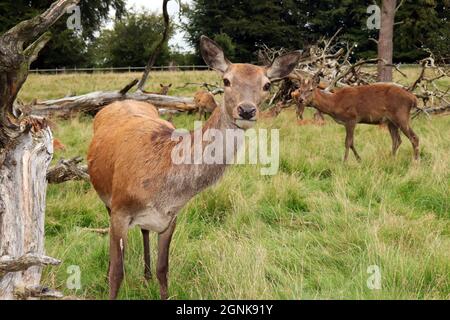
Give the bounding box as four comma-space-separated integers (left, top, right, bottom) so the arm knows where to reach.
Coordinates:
193, 102, 243, 164
312, 89, 336, 114
167, 103, 243, 198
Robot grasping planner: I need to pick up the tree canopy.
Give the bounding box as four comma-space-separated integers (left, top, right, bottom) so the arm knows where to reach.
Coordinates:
0, 0, 126, 68
183, 0, 449, 63
90, 11, 174, 67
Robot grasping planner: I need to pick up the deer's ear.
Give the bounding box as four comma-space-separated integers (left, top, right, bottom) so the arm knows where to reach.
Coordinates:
266, 51, 301, 80
200, 35, 231, 73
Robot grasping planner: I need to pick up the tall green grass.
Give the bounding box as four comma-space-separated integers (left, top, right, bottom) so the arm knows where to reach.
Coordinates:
20, 71, 450, 300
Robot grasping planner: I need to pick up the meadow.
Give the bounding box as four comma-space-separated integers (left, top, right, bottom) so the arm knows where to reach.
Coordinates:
19, 69, 450, 300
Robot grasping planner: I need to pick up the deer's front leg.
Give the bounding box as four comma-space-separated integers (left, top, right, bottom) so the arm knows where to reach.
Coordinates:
296, 103, 305, 120
157, 218, 177, 300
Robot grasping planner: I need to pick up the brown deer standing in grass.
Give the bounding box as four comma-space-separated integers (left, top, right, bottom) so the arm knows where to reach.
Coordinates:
260, 101, 284, 119
87, 36, 300, 300
295, 76, 420, 162
194, 90, 218, 120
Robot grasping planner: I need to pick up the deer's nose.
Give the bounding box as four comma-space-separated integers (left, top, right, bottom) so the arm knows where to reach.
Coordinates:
237, 103, 257, 120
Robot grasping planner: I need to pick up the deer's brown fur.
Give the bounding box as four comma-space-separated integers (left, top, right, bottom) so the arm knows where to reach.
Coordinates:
296, 78, 419, 162
87, 36, 301, 300
194, 90, 218, 119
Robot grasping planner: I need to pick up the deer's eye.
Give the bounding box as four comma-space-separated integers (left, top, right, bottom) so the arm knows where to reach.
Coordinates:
223, 79, 231, 87
263, 83, 271, 91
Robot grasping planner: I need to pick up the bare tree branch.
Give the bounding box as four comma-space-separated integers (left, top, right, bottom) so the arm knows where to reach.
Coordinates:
137, 0, 171, 92
0, 253, 60, 277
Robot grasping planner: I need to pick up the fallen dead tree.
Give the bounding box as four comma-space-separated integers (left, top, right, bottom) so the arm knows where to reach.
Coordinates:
17, 0, 197, 119
47, 157, 89, 184
29, 79, 197, 119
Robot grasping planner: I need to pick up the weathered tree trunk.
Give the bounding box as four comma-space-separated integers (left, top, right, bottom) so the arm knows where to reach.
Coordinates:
30, 91, 197, 119
0, 125, 54, 299
0, 0, 78, 299
377, 0, 397, 82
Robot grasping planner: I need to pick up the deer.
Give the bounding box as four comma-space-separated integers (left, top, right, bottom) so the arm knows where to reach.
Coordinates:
295, 75, 420, 162
143, 83, 172, 95
53, 138, 66, 151
87, 36, 301, 300
260, 101, 284, 119
291, 85, 325, 123
194, 90, 218, 120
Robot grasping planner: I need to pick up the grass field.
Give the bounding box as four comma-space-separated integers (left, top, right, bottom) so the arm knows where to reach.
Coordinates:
19, 70, 450, 300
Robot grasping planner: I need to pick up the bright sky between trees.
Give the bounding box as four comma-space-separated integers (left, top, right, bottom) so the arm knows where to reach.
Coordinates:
126, 0, 193, 52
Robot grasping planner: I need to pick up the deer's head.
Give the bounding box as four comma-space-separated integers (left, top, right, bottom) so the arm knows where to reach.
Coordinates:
200, 36, 300, 129
294, 75, 321, 105
159, 83, 172, 95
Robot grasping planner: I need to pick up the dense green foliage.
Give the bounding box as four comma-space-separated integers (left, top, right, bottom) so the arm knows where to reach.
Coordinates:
184, 0, 450, 63
90, 11, 174, 67
0, 0, 126, 68
1, 1, 448, 68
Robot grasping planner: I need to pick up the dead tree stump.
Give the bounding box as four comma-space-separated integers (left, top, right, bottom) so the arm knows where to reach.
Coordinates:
0, 0, 79, 299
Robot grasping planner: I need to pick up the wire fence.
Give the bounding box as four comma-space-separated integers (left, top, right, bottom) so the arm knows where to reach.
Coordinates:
28, 63, 442, 74
29, 65, 211, 74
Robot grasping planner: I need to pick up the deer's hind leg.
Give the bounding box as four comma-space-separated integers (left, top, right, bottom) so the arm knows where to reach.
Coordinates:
398, 123, 420, 160
141, 229, 152, 280
388, 122, 402, 156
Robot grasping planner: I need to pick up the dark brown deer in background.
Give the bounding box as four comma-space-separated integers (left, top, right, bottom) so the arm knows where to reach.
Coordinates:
87, 36, 301, 300
295, 76, 420, 162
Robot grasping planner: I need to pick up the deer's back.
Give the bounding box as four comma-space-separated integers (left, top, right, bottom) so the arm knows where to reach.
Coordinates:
87, 100, 175, 210
194, 91, 217, 112
333, 84, 416, 123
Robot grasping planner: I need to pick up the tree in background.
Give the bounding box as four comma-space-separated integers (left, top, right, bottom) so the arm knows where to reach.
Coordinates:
90, 11, 174, 67
183, 0, 449, 64
183, 0, 310, 63
377, 0, 397, 82
394, 0, 450, 61
0, 0, 126, 68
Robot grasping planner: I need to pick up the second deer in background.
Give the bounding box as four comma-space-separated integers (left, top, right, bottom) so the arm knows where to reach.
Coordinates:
194, 90, 218, 120
295, 76, 420, 162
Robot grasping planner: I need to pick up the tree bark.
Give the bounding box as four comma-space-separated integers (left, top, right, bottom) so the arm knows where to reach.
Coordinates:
0, 0, 78, 300
0, 123, 53, 299
377, 0, 397, 82
30, 91, 197, 118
